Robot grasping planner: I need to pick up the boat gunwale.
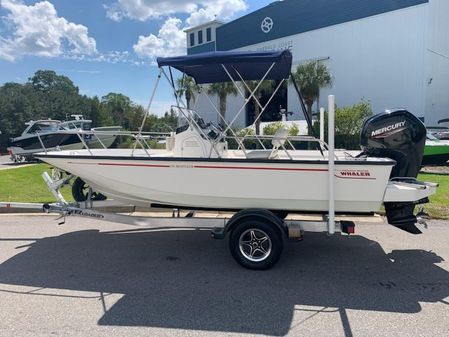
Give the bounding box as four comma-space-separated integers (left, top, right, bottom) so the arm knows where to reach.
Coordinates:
35, 153, 396, 166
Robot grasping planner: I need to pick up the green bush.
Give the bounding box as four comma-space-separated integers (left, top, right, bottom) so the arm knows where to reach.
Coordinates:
313, 100, 373, 149
262, 122, 299, 136
228, 128, 256, 149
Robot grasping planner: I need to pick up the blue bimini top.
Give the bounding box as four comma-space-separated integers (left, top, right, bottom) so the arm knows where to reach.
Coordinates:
157, 50, 292, 84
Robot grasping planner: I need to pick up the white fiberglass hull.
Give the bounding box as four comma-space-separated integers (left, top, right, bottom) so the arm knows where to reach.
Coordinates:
37, 149, 396, 213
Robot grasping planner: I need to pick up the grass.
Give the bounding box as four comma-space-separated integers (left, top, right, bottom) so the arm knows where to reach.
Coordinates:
0, 164, 447, 219
0, 164, 73, 203
418, 173, 449, 220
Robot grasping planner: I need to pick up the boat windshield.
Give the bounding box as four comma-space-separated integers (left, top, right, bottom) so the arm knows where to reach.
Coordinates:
62, 121, 92, 130
27, 122, 59, 134
176, 107, 208, 130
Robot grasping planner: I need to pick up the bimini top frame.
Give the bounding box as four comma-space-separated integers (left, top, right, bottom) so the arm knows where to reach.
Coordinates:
156, 50, 292, 84
150, 50, 318, 156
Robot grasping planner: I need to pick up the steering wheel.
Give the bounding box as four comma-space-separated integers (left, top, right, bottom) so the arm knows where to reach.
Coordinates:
209, 120, 223, 132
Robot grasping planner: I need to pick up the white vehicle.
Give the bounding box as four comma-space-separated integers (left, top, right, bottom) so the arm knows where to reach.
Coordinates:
34, 50, 436, 269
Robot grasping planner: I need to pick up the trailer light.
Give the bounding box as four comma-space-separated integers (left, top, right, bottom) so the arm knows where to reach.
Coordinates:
341, 221, 355, 234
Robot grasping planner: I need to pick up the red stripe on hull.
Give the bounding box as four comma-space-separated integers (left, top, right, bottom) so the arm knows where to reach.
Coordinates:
67, 161, 375, 180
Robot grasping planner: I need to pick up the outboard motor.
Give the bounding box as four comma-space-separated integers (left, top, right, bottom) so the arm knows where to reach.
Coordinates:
360, 109, 427, 234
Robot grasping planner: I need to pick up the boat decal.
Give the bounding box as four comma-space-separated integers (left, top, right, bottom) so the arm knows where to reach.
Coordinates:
335, 169, 375, 180
371, 121, 407, 139
69, 209, 105, 219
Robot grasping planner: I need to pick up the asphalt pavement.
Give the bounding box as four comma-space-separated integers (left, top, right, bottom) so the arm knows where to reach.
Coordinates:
0, 215, 448, 337
0, 155, 36, 171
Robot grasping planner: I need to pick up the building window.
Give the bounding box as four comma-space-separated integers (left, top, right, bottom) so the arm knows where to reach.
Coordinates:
198, 30, 203, 44
190, 33, 195, 47
206, 28, 212, 42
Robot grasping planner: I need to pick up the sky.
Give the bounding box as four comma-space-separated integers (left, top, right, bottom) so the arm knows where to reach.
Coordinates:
0, 0, 274, 115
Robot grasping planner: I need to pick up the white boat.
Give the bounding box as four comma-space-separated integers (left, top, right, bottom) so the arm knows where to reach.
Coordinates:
38, 148, 395, 213
36, 50, 436, 235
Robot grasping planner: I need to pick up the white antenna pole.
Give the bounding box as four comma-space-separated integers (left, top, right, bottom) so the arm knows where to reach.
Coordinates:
328, 95, 335, 235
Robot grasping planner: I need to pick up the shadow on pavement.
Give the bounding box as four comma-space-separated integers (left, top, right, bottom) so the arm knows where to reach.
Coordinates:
0, 227, 448, 336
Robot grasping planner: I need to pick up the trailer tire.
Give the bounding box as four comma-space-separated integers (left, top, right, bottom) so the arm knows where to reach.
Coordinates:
72, 177, 107, 202
272, 210, 289, 219
229, 218, 284, 270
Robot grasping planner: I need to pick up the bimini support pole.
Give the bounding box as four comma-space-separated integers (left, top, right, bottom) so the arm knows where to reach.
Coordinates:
328, 95, 335, 235
133, 68, 162, 156
137, 68, 162, 134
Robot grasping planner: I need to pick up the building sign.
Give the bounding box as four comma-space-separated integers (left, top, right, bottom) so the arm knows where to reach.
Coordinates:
261, 17, 274, 33
255, 39, 293, 52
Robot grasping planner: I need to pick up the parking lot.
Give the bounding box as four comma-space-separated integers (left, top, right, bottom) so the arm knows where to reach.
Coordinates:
0, 215, 448, 337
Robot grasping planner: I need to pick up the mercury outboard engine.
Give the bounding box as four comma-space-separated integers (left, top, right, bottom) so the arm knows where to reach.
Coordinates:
360, 109, 427, 234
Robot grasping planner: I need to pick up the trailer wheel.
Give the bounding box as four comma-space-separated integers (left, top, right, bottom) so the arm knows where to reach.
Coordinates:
272, 210, 289, 219
229, 218, 284, 270
72, 177, 107, 202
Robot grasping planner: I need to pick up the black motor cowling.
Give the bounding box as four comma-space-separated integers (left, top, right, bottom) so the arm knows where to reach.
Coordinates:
360, 109, 427, 234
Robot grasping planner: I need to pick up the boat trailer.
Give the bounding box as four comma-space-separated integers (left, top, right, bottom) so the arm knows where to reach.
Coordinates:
0, 167, 431, 270
1, 170, 357, 270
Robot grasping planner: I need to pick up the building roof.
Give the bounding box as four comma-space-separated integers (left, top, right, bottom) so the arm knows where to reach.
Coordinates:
216, 0, 428, 51
184, 20, 224, 33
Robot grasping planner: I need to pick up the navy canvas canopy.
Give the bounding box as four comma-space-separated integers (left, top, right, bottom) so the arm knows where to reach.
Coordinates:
157, 50, 292, 84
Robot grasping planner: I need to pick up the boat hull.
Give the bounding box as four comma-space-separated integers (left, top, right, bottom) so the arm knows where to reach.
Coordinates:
37, 151, 395, 213
423, 144, 449, 165
9, 133, 83, 155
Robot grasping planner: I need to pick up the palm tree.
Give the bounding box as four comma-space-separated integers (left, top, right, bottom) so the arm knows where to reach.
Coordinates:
291, 61, 332, 121
207, 82, 238, 127
245, 80, 274, 135
176, 76, 199, 110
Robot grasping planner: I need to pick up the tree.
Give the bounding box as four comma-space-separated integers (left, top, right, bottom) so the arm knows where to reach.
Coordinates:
101, 93, 132, 127
312, 100, 373, 149
176, 76, 199, 110
27, 70, 90, 121
245, 80, 274, 135
0, 82, 33, 143
88, 96, 113, 127
291, 61, 332, 121
30, 70, 78, 95
207, 82, 238, 127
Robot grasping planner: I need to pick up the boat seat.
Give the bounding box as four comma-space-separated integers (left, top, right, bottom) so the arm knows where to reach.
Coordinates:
246, 149, 278, 159
244, 129, 288, 160
272, 128, 289, 148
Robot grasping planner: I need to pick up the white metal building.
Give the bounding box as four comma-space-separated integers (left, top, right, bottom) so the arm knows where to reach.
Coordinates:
185, 0, 449, 128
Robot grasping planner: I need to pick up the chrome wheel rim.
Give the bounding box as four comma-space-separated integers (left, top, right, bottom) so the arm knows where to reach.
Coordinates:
239, 228, 272, 262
